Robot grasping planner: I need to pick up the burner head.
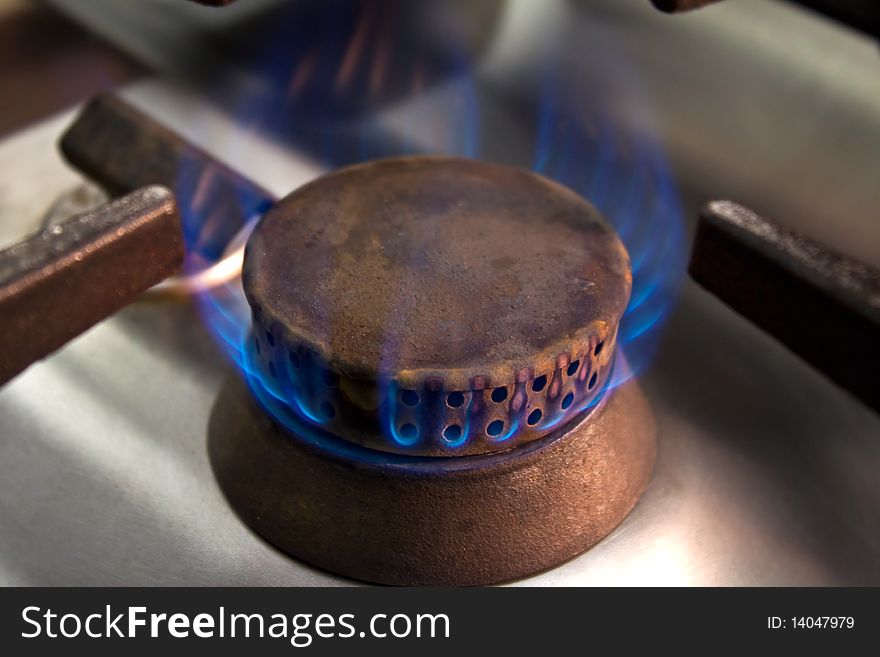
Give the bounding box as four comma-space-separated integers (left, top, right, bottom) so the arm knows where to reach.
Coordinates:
243, 156, 631, 455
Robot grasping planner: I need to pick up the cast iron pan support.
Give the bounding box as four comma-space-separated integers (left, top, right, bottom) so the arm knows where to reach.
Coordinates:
1, 89, 279, 387
0, 186, 184, 385
689, 200, 880, 412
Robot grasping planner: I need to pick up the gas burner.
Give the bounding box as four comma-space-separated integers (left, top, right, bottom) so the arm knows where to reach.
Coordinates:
43, 95, 656, 584
242, 157, 630, 456
210, 156, 655, 585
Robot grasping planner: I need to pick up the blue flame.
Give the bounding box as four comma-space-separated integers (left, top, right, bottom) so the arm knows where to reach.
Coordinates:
182, 2, 686, 452
531, 104, 685, 392
384, 382, 420, 447
490, 416, 520, 444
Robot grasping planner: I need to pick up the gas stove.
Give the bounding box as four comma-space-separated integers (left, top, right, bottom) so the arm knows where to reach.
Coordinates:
1, 0, 879, 586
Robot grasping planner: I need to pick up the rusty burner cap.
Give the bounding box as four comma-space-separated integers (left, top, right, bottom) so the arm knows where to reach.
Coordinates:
242, 156, 631, 456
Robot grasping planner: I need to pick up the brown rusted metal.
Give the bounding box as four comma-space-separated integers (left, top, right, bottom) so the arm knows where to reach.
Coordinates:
243, 156, 632, 456
210, 372, 655, 586
0, 186, 184, 386
690, 201, 880, 411
60, 94, 275, 254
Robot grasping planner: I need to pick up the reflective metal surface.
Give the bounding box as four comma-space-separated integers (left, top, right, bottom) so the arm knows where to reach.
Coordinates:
1, 0, 879, 585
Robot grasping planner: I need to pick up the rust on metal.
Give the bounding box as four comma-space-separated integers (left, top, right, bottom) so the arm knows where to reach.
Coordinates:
60, 94, 275, 255
0, 186, 184, 386
60, 94, 271, 199
690, 200, 880, 411
243, 156, 632, 455
210, 372, 656, 586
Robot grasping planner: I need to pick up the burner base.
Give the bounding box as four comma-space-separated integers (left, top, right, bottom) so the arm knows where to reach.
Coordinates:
209, 375, 655, 586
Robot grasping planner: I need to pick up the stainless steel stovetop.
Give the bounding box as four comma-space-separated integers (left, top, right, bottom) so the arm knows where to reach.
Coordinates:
1, 0, 878, 585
